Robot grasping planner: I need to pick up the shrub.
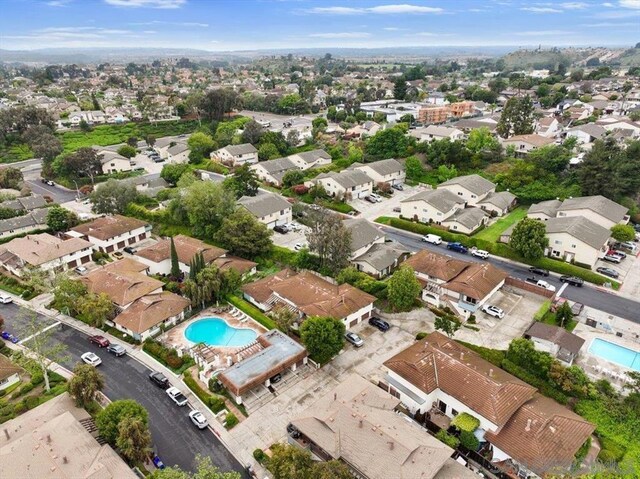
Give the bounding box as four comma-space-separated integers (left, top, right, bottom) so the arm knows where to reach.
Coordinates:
502, 359, 569, 404
19, 383, 34, 396
224, 412, 239, 429
208, 396, 226, 413
467, 314, 476, 324
292, 185, 309, 195
227, 295, 276, 330
598, 437, 626, 464
459, 430, 480, 451
0, 390, 5, 397
25, 396, 40, 410
415, 332, 428, 340
253, 448, 267, 464
13, 401, 27, 414
30, 374, 44, 386
451, 413, 480, 432
435, 430, 460, 449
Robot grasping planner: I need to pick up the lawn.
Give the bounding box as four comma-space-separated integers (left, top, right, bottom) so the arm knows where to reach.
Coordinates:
0, 143, 33, 164
473, 207, 527, 243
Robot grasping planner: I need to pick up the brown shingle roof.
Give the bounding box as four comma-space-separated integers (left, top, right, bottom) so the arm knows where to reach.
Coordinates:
103, 257, 149, 274
504, 134, 555, 147
0, 354, 23, 382
113, 292, 189, 334
403, 250, 468, 282
81, 268, 163, 306
71, 215, 148, 241
212, 255, 257, 275
486, 394, 595, 475
524, 323, 585, 355
242, 268, 296, 304
135, 235, 226, 265
444, 262, 507, 301
0, 233, 91, 267
384, 332, 536, 427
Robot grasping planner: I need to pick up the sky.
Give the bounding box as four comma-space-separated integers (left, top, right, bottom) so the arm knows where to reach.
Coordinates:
1, 0, 639, 51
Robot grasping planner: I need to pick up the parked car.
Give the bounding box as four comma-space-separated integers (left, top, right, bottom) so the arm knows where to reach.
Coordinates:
614, 241, 637, 253
481, 305, 505, 319
287, 423, 301, 439
113, 251, 124, 259
602, 254, 622, 264
149, 371, 170, 389
273, 225, 288, 234
294, 242, 306, 251
188, 410, 208, 430
392, 184, 404, 191
270, 373, 282, 384
42, 179, 55, 186
471, 248, 489, 259
369, 317, 390, 332
596, 267, 619, 279
393, 206, 401, 213
528, 266, 549, 277
364, 195, 377, 204
559, 275, 584, 287
607, 249, 626, 260
0, 293, 13, 304
75, 266, 88, 275
123, 246, 136, 254
81, 352, 102, 367
524, 278, 556, 292
106, 343, 126, 357
88, 335, 109, 347
369, 193, 382, 203
345, 331, 364, 348
152, 455, 165, 470
166, 386, 188, 407
422, 234, 442, 245
446, 242, 468, 254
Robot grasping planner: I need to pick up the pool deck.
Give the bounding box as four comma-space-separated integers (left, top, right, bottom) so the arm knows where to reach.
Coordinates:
574, 322, 640, 387
165, 307, 269, 352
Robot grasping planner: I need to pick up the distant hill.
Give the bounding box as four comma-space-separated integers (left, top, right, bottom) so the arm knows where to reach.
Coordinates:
609, 46, 640, 66
501, 48, 587, 70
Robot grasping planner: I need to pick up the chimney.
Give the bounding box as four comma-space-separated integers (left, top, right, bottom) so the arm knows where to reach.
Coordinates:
489, 368, 493, 377
525, 419, 531, 432
460, 352, 464, 360
359, 419, 363, 428
334, 392, 337, 401
388, 441, 394, 450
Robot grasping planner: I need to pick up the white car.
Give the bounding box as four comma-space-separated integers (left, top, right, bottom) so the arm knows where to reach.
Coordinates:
422, 234, 442, 245
189, 410, 208, 429
0, 293, 13, 304
471, 249, 489, 260
75, 266, 88, 275
166, 386, 188, 407
369, 193, 383, 203
81, 352, 102, 366
294, 242, 307, 251
537, 280, 556, 292
481, 305, 505, 319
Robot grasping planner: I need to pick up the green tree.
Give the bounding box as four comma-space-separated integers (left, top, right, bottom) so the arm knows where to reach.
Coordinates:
405, 156, 425, 181
160, 163, 190, 185
267, 443, 314, 479
366, 127, 410, 160
387, 266, 421, 312
46, 205, 79, 232
610, 224, 635, 242
312, 117, 328, 129
150, 455, 241, 479
181, 180, 236, 237
509, 217, 548, 260
240, 120, 264, 145
299, 316, 345, 364
270, 306, 297, 335
116, 417, 152, 464
225, 164, 260, 197
306, 212, 352, 275
496, 95, 535, 138
282, 169, 305, 188
200, 88, 240, 122
312, 461, 353, 479
466, 127, 500, 154
170, 236, 180, 278
258, 142, 280, 161
90, 179, 138, 215
68, 363, 105, 408
58, 147, 102, 181
0, 167, 23, 190
214, 208, 273, 258
394, 77, 407, 100
188, 132, 215, 160
78, 293, 114, 329
53, 276, 87, 316
21, 266, 51, 295
434, 315, 460, 338
259, 131, 289, 155
96, 399, 149, 445
555, 301, 574, 329
117, 144, 137, 159
507, 338, 553, 379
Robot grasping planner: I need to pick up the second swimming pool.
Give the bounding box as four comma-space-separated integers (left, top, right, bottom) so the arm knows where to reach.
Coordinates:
588, 338, 640, 371
184, 317, 257, 347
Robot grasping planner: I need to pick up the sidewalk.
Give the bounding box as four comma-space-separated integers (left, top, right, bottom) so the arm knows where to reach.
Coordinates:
15, 294, 269, 478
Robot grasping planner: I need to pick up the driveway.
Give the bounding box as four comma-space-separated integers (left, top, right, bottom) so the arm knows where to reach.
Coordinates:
132, 152, 166, 175
270, 222, 309, 250
620, 252, 640, 299
351, 184, 424, 221
594, 253, 635, 285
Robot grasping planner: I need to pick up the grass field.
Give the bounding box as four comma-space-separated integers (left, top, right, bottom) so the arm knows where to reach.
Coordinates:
0, 144, 34, 164
473, 207, 527, 242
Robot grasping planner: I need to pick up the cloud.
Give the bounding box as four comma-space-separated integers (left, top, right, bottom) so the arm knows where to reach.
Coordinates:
515, 30, 573, 35
602, 1, 614, 4
619, 0, 640, 7
309, 32, 371, 38
383, 27, 402, 31
307, 4, 443, 14
129, 20, 208, 27
521, 6, 563, 12
46, 0, 73, 6
559, 2, 588, 8
413, 32, 454, 37
581, 21, 638, 25
5, 26, 135, 41
104, 0, 186, 8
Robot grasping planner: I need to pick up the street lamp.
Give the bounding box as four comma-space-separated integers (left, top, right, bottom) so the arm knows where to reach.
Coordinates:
72, 180, 80, 201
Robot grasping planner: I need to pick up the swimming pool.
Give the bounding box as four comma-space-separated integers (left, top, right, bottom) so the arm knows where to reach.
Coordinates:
184, 318, 257, 347
588, 338, 640, 371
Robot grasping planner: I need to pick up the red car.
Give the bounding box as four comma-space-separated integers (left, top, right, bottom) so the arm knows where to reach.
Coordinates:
88, 335, 110, 347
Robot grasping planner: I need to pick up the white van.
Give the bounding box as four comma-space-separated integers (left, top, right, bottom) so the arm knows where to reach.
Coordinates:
422, 234, 442, 245
0, 293, 13, 304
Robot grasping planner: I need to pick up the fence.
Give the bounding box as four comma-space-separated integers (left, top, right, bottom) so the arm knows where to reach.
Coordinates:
505, 276, 556, 298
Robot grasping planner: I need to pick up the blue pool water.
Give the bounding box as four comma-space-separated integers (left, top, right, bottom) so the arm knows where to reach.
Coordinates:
184, 318, 257, 347
588, 338, 640, 371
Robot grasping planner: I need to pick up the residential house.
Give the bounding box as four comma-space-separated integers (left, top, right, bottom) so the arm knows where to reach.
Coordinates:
344, 218, 410, 278
523, 322, 585, 366
527, 199, 563, 221
307, 169, 374, 200
113, 291, 190, 341
99, 151, 131, 174
400, 189, 465, 224
476, 191, 517, 217
345, 121, 382, 139
0, 355, 22, 391
67, 214, 151, 253
289, 374, 477, 479
536, 117, 560, 137
441, 207, 488, 234
404, 250, 507, 315
0, 233, 92, 277
120, 175, 170, 198
135, 234, 256, 276
0, 209, 48, 238
449, 101, 476, 118
242, 269, 375, 327
453, 117, 499, 134
565, 124, 607, 145
420, 125, 465, 142
349, 158, 406, 187
0, 393, 138, 479
542, 216, 611, 267
154, 136, 188, 160
167, 142, 190, 163
596, 118, 640, 136
554, 195, 629, 229
418, 105, 450, 124
502, 134, 555, 155
0, 194, 47, 212
212, 143, 258, 166
287, 149, 331, 170
237, 191, 292, 229
217, 329, 308, 404
438, 174, 496, 206
250, 157, 298, 186
384, 332, 594, 478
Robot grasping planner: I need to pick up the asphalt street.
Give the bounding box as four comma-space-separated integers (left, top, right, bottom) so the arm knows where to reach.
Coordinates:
380, 226, 640, 323
1, 303, 248, 476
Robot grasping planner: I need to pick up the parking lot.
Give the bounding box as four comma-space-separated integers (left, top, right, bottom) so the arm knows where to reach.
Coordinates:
350, 183, 426, 220
130, 151, 167, 175
594, 247, 638, 285
270, 222, 309, 251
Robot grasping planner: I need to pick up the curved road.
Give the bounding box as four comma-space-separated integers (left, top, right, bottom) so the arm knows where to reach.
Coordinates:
381, 226, 640, 323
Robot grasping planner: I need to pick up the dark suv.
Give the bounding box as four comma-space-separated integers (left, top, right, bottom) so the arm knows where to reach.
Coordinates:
528, 266, 549, 277
273, 225, 288, 234
446, 242, 468, 254
369, 317, 390, 332
149, 371, 170, 389
559, 275, 584, 287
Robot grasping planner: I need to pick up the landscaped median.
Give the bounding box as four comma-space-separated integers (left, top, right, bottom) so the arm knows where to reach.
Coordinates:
375, 216, 620, 288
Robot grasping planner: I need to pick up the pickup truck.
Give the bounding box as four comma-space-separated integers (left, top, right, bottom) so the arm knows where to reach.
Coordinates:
524, 277, 556, 292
